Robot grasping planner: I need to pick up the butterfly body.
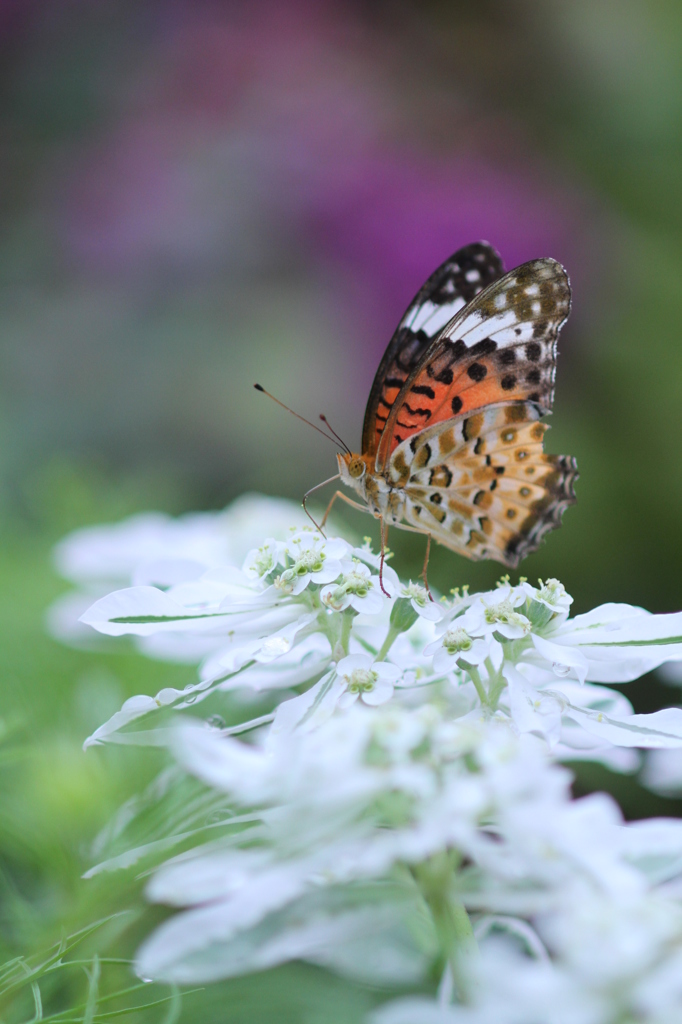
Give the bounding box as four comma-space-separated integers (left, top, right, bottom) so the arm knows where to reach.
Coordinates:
337, 451, 406, 524
333, 242, 578, 568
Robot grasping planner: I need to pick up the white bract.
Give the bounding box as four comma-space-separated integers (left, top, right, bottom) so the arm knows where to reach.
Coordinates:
48, 493, 312, 655
336, 654, 401, 707
63, 508, 682, 1021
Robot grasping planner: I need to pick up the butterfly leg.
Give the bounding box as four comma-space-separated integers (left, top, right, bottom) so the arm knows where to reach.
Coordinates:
420, 533, 434, 601
379, 518, 391, 597
382, 519, 434, 600
302, 475, 341, 536
319, 489, 370, 530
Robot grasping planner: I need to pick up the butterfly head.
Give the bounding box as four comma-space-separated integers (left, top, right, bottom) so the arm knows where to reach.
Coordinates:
337, 452, 370, 488
338, 452, 366, 480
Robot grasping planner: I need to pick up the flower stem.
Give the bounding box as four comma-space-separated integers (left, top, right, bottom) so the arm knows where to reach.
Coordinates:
486, 672, 506, 710
376, 624, 401, 663
484, 656, 506, 710
414, 851, 477, 1003
465, 665, 488, 707
339, 609, 355, 657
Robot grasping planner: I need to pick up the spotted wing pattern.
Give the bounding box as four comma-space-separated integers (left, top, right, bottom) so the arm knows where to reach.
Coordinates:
362, 242, 505, 457
387, 402, 577, 566
376, 259, 571, 469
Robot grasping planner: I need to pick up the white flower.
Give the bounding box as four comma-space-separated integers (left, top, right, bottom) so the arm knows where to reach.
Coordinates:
273, 531, 349, 595
336, 654, 401, 707
459, 584, 531, 641
320, 561, 384, 614
67, 501, 682, 1015
242, 538, 282, 580
423, 627, 492, 674
399, 581, 443, 622
129, 707, 676, 987
520, 576, 573, 628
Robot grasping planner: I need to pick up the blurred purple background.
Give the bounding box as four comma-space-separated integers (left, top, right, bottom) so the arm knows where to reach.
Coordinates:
5, 0, 682, 614
0, 1, 598, 504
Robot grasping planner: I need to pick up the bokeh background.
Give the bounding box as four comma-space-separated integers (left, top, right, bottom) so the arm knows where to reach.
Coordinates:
2, 2, 682, 1021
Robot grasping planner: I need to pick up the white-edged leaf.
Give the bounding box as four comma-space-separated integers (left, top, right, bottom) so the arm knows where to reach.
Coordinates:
270, 671, 345, 736
80, 586, 236, 636
549, 606, 682, 683
563, 702, 682, 749
83, 663, 254, 748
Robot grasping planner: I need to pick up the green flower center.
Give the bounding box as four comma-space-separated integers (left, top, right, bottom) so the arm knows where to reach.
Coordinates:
402, 582, 429, 607
323, 570, 371, 610
294, 550, 325, 575
275, 550, 326, 591
251, 546, 275, 577
442, 628, 474, 654
536, 578, 565, 606
344, 668, 378, 693
484, 598, 528, 630
344, 570, 370, 597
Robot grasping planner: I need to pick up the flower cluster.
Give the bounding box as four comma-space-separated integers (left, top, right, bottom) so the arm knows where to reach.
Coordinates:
58, 496, 682, 1022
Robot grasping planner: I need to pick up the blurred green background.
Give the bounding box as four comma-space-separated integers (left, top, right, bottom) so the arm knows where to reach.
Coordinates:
2, 2, 682, 1020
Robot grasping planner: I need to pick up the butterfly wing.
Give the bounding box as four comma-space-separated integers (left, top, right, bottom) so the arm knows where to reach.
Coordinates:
387, 402, 577, 566
376, 259, 571, 470
362, 242, 505, 458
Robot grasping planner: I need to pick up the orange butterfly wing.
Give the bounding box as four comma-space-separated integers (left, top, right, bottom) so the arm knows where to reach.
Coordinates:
386, 402, 578, 566
362, 242, 505, 458
375, 259, 571, 471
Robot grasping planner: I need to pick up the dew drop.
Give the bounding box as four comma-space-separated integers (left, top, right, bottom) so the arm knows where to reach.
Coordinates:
552, 662, 571, 677
261, 636, 291, 657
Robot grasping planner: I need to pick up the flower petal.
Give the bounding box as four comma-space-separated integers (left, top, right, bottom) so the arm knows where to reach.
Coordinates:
362, 683, 395, 706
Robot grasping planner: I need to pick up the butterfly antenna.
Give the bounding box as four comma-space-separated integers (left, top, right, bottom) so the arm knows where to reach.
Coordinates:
253, 384, 344, 449
319, 414, 351, 455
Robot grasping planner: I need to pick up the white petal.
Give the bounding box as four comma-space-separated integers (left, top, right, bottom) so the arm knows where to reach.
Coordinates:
413, 599, 443, 622
493, 621, 529, 640
336, 653, 372, 674
362, 683, 394, 706
489, 637, 504, 672
337, 690, 360, 709
374, 662, 402, 683
350, 591, 384, 615
431, 649, 456, 674
310, 560, 345, 585
459, 638, 490, 667
322, 538, 352, 559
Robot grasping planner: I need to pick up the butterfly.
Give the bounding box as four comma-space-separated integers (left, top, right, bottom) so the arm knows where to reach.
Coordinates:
315, 241, 578, 585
